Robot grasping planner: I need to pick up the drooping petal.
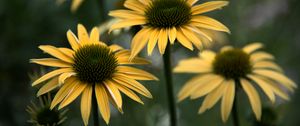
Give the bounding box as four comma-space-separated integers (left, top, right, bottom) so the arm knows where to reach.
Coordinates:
250, 51, 274, 63
190, 75, 224, 99
240, 79, 261, 121
242, 43, 263, 54
253, 61, 283, 72
191, 1, 228, 15
37, 77, 59, 96
30, 58, 72, 68
104, 80, 123, 111
129, 27, 151, 59
81, 86, 92, 126
58, 82, 87, 109
168, 27, 177, 45
112, 81, 144, 104
147, 28, 160, 55
32, 68, 73, 86
248, 75, 275, 103
174, 58, 212, 73
191, 16, 229, 34
58, 72, 76, 85
221, 80, 235, 122
176, 28, 194, 50
95, 84, 111, 124
116, 66, 158, 80
157, 29, 168, 54
180, 26, 203, 49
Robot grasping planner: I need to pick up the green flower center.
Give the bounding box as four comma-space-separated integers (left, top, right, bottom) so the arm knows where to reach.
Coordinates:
73, 44, 118, 84
37, 106, 60, 125
212, 49, 252, 79
145, 0, 191, 28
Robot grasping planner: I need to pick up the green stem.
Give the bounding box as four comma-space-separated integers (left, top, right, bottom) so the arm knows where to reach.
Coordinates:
92, 86, 99, 126
232, 80, 240, 126
163, 43, 177, 126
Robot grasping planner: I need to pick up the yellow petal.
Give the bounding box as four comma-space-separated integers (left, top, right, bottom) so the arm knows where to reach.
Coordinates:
109, 19, 146, 32
58, 48, 74, 59
191, 16, 229, 34
138, 0, 151, 6
190, 76, 224, 99
253, 61, 283, 72
109, 10, 145, 19
147, 28, 159, 55
113, 81, 144, 104
90, 27, 100, 43
250, 51, 274, 63
32, 68, 73, 86
190, 21, 230, 33
198, 50, 216, 62
67, 30, 80, 50
198, 82, 226, 114
124, 0, 146, 13
117, 56, 150, 65
180, 26, 203, 49
116, 66, 158, 80
30, 58, 71, 67
157, 29, 168, 54
129, 28, 151, 59
177, 74, 219, 102
242, 42, 263, 54
191, 1, 229, 15
39, 45, 73, 63
37, 77, 59, 96
81, 86, 92, 126
240, 79, 261, 121
109, 44, 123, 52
174, 58, 212, 73
186, 0, 198, 6
168, 27, 177, 45
191, 27, 213, 41
77, 24, 90, 45
220, 46, 233, 52
50, 78, 76, 109
253, 69, 297, 89
71, 0, 83, 12
248, 75, 275, 103
58, 72, 76, 85
104, 80, 123, 110
113, 75, 152, 98
95, 84, 111, 124
221, 80, 235, 122
176, 28, 194, 50
58, 82, 87, 109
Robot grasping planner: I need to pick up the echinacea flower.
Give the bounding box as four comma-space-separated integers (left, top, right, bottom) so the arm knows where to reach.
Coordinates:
26, 93, 68, 126
109, 0, 230, 58
174, 43, 297, 122
30, 24, 158, 125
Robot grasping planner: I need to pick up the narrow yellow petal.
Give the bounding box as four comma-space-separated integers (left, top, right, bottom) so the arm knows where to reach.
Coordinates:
177, 74, 217, 102
39, 45, 73, 63
81, 86, 92, 126
191, 1, 229, 15
198, 50, 216, 62
253, 61, 283, 72
109, 10, 145, 19
191, 16, 229, 34
59, 82, 87, 109
71, 0, 83, 12
116, 66, 158, 80
30, 58, 71, 68
32, 68, 73, 86
109, 44, 123, 52
138, 0, 151, 6
220, 46, 233, 52
124, 0, 146, 13
117, 56, 150, 65
190, 21, 230, 33
168, 27, 177, 45
248, 75, 275, 103
192, 27, 213, 41
58, 72, 76, 85
221, 80, 235, 122
180, 26, 203, 49
158, 29, 168, 54
174, 58, 212, 73
186, 0, 198, 6
77, 24, 90, 45
176, 28, 194, 50
240, 79, 261, 121
95, 84, 110, 124
58, 48, 74, 59
67, 30, 80, 50
198, 82, 226, 114
104, 80, 123, 110
147, 29, 159, 55
253, 69, 297, 89
261, 78, 290, 100
50, 78, 76, 109
90, 27, 100, 43
242, 42, 263, 54
109, 19, 146, 32
113, 81, 144, 104
250, 51, 274, 63
190, 76, 224, 99
129, 28, 151, 59
113, 75, 152, 98
37, 77, 59, 96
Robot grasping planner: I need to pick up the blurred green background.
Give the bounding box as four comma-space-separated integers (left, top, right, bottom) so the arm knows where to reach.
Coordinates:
0, 0, 300, 125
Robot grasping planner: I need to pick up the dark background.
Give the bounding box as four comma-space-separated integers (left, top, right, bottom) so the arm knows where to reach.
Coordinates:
0, 0, 300, 125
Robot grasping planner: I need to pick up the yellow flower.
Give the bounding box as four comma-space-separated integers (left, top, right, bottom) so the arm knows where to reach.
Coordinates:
30, 24, 158, 125
109, 0, 230, 58
56, 0, 84, 12
174, 43, 297, 122
26, 93, 68, 126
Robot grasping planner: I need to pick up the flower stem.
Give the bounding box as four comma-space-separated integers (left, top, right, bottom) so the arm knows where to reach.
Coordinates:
163, 43, 177, 126
92, 86, 99, 126
232, 80, 240, 126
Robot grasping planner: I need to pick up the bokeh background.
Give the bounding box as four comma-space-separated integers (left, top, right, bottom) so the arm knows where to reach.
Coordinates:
0, 0, 300, 125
